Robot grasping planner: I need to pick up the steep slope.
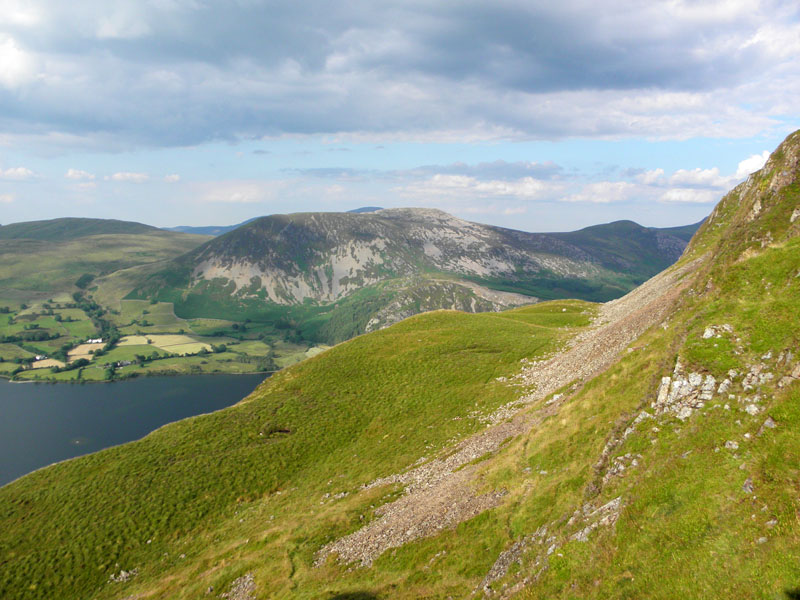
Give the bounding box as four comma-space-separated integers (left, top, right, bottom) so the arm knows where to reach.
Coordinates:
0, 130, 795, 600
130, 210, 695, 344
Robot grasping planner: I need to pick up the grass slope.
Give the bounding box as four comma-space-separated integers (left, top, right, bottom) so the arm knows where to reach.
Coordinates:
0, 301, 591, 599
0, 218, 160, 242
0, 231, 209, 294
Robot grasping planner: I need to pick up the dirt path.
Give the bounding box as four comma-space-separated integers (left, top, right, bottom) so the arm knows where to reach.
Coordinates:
315, 258, 704, 567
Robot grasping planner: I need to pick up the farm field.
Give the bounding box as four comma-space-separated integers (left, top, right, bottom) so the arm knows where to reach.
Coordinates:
0, 295, 302, 382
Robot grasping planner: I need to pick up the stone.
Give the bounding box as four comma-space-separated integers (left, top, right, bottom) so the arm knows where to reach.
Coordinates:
766, 519, 778, 528
725, 440, 739, 450
743, 478, 754, 494
745, 404, 763, 416
702, 327, 715, 339
758, 416, 777, 435
676, 406, 693, 421
757, 536, 768, 545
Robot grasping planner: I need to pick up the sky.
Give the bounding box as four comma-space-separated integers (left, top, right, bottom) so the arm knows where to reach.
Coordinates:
1, 0, 799, 232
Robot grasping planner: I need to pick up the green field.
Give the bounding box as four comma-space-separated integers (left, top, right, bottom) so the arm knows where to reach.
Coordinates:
0, 225, 309, 382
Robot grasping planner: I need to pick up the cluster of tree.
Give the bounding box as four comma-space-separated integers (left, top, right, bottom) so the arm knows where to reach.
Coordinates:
74, 273, 95, 290
134, 351, 166, 365
1, 330, 60, 343
70, 291, 121, 352
51, 358, 90, 373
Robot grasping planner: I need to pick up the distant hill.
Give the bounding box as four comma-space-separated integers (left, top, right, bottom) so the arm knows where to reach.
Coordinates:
0, 218, 210, 295
129, 209, 700, 344
0, 217, 159, 242
347, 206, 383, 213
163, 217, 260, 237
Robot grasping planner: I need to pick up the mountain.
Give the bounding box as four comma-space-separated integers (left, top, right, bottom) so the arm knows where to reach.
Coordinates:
348, 206, 384, 213
1, 131, 797, 599
163, 217, 260, 237
128, 210, 699, 344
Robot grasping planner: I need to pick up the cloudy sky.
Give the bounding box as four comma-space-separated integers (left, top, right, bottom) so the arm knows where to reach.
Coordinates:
1, 0, 799, 231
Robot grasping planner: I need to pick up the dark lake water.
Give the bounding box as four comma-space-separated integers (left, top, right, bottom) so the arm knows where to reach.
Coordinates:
0, 374, 266, 487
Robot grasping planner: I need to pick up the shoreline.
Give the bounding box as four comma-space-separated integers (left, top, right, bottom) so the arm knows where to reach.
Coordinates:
2, 368, 277, 385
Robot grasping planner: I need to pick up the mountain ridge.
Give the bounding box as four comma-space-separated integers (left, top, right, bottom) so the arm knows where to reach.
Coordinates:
128, 210, 700, 345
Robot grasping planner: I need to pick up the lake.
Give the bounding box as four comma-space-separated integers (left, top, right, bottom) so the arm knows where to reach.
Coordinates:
0, 373, 266, 487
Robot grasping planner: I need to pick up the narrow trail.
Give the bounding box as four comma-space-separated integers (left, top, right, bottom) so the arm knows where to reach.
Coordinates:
315, 257, 704, 567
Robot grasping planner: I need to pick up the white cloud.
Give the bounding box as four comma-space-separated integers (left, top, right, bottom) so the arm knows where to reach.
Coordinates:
637, 169, 665, 185
0, 35, 37, 88
164, 174, 180, 182
0, 193, 14, 203
735, 150, 770, 178
659, 188, 720, 203
0, 166, 35, 180
562, 181, 638, 203
197, 181, 282, 203
65, 168, 95, 180
106, 171, 150, 183
0, 0, 42, 26
397, 174, 559, 200
669, 167, 735, 188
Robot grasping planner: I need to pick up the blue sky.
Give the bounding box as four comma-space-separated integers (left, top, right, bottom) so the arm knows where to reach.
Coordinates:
1, 0, 799, 232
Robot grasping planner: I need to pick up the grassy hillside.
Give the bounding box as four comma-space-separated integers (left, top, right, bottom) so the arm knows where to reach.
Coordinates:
0, 218, 160, 241
0, 217, 209, 296
0, 300, 591, 599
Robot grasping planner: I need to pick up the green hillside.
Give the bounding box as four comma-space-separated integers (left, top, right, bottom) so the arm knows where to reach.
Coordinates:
0, 218, 160, 242
0, 130, 798, 599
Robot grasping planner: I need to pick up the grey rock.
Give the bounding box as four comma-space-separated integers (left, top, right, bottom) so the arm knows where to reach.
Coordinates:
758, 416, 777, 435
743, 478, 754, 494
745, 404, 763, 416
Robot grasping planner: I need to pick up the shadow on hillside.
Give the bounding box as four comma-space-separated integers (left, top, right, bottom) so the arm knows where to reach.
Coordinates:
784, 589, 800, 599
329, 593, 378, 600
